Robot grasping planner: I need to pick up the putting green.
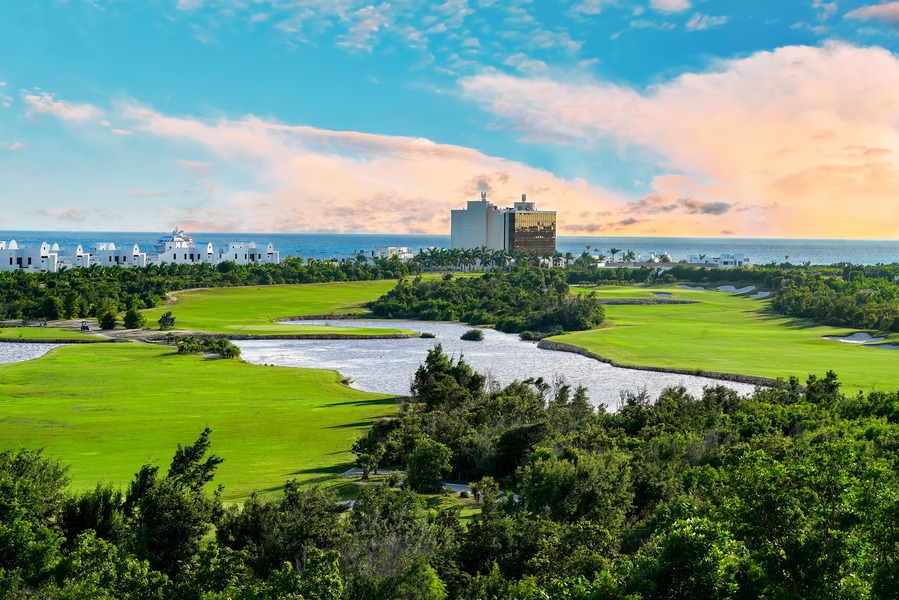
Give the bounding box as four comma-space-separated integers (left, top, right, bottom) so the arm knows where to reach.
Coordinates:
141, 281, 411, 336
559, 285, 899, 393
0, 343, 397, 500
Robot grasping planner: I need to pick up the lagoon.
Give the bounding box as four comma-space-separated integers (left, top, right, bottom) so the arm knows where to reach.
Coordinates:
235, 320, 758, 408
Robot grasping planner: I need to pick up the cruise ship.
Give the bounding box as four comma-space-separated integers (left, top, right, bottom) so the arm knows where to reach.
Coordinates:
154, 228, 193, 253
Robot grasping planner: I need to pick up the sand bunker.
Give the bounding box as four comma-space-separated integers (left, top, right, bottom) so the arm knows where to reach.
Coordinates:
864, 344, 899, 350
653, 293, 672, 298
677, 285, 707, 291
749, 291, 771, 298
824, 332, 886, 344
717, 285, 756, 293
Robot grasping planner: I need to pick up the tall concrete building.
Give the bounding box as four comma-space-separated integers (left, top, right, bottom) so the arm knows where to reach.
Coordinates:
450, 193, 556, 254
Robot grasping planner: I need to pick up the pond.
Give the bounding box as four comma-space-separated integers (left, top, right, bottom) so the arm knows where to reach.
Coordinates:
0, 342, 67, 365
235, 320, 759, 409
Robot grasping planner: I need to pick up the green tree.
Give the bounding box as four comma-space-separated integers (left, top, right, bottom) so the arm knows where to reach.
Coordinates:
99, 311, 117, 330
406, 438, 451, 493
158, 311, 176, 331
124, 306, 146, 329
127, 428, 225, 578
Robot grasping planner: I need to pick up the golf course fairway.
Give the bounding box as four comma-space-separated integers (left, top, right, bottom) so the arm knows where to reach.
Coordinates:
141, 280, 411, 336
0, 343, 397, 500
559, 285, 899, 393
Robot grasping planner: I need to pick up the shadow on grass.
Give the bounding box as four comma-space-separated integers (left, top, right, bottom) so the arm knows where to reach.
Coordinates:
323, 397, 399, 408
327, 420, 379, 429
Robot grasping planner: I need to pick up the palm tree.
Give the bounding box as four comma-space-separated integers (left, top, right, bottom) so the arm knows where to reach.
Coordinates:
608, 247, 622, 262
624, 250, 636, 262
564, 252, 574, 267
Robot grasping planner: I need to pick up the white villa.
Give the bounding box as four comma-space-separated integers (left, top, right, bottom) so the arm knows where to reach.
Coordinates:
216, 241, 280, 266
687, 253, 752, 269
57, 244, 92, 270
0, 241, 58, 273
0, 229, 283, 273
91, 243, 148, 268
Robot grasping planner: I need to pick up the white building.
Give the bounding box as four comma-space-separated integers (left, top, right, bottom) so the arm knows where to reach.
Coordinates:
216, 241, 280, 266
91, 242, 148, 268
451, 193, 507, 251
687, 253, 752, 269
370, 246, 415, 262
451, 193, 556, 255
155, 240, 216, 265
57, 244, 92, 270
0, 240, 59, 273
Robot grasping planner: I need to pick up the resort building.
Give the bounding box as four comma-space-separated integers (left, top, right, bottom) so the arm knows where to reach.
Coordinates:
215, 242, 280, 266
0, 241, 59, 273
687, 253, 752, 269
57, 245, 92, 270
91, 243, 148, 268
451, 193, 556, 254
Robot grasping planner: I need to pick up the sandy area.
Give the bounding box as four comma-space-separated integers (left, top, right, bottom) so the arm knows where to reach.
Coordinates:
824, 332, 886, 344
677, 285, 707, 291
653, 293, 671, 298
749, 291, 771, 298
717, 285, 756, 293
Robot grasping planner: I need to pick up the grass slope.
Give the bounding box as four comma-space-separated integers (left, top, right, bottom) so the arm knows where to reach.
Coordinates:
560, 285, 899, 393
0, 343, 396, 500
141, 281, 409, 336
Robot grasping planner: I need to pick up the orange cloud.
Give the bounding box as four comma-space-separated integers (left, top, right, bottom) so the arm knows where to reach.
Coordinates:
460, 43, 899, 238
119, 103, 631, 234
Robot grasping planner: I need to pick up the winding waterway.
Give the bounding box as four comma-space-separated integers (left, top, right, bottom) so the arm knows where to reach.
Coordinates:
235, 320, 759, 408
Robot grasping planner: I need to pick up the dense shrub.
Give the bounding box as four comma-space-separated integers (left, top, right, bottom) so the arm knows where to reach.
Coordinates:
461, 329, 484, 341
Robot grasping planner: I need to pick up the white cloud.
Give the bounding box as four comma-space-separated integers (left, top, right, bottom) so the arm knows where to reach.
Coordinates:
845, 2, 899, 27
685, 13, 727, 30
111, 129, 133, 135
503, 53, 548, 73
22, 92, 104, 123
5, 142, 26, 150
459, 43, 899, 238
117, 101, 628, 234
650, 0, 690, 13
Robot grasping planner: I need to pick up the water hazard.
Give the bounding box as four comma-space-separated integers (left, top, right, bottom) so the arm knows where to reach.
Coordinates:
0, 342, 66, 365
235, 320, 759, 409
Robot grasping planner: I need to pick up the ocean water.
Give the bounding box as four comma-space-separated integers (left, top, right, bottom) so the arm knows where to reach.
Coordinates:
1, 230, 897, 266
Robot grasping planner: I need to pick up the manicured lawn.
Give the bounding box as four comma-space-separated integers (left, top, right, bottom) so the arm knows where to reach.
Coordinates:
0, 343, 397, 500
559, 285, 899, 393
141, 281, 410, 336
0, 326, 97, 341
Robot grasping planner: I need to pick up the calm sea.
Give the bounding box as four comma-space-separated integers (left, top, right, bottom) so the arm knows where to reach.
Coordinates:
1, 231, 897, 266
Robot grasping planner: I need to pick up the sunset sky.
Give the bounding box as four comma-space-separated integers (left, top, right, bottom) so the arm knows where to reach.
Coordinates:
2, 1, 899, 238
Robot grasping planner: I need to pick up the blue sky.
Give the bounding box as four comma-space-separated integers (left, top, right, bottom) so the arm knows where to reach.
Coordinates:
2, 0, 899, 237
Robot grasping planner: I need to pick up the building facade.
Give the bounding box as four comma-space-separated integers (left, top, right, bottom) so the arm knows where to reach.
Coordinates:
450, 193, 556, 254
687, 253, 752, 269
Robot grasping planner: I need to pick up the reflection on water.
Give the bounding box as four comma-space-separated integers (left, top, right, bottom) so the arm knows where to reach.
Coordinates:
235, 320, 758, 409
0, 342, 66, 365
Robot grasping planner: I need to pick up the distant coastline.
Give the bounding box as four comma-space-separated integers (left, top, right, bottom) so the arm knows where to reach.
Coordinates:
1, 230, 896, 265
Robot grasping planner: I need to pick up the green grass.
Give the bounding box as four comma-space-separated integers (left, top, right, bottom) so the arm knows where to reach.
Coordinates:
559, 285, 899, 393
0, 343, 397, 500
0, 326, 96, 341
141, 281, 410, 336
